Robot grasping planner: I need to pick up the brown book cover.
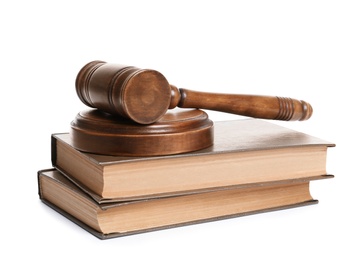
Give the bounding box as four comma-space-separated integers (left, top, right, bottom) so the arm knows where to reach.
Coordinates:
38, 168, 330, 240
52, 119, 335, 202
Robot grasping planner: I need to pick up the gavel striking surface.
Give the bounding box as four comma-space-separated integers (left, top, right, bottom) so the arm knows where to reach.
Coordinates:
70, 109, 214, 156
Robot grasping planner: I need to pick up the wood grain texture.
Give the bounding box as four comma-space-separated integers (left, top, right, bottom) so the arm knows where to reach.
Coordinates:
70, 109, 213, 156
173, 86, 312, 121
76, 61, 313, 124
76, 60, 171, 124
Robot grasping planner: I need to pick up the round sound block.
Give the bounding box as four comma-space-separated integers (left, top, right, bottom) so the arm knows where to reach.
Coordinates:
70, 109, 214, 156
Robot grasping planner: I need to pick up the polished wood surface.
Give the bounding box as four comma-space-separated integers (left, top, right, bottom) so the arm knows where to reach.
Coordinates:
170, 86, 312, 121
70, 109, 213, 156
76, 61, 171, 124
76, 61, 313, 124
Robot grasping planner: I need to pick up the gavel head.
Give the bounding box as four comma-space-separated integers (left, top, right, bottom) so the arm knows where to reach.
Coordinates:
75, 60, 171, 124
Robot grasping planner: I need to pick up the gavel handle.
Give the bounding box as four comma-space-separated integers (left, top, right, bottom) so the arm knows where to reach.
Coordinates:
169, 86, 312, 121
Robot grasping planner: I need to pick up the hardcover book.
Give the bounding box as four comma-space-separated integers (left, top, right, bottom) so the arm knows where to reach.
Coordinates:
38, 168, 331, 239
51, 119, 335, 202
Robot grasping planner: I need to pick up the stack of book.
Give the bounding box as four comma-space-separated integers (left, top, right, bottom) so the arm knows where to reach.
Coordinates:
38, 118, 334, 239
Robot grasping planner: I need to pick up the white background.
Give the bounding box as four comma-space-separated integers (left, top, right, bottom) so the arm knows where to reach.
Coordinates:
1, 1, 362, 259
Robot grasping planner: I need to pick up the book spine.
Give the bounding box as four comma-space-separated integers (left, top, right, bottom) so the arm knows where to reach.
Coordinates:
51, 134, 57, 166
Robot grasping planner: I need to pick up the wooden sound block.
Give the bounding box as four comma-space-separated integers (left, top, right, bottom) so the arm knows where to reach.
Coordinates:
70, 109, 214, 156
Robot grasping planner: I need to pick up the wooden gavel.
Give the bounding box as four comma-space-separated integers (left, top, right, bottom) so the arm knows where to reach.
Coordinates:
76, 60, 313, 124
